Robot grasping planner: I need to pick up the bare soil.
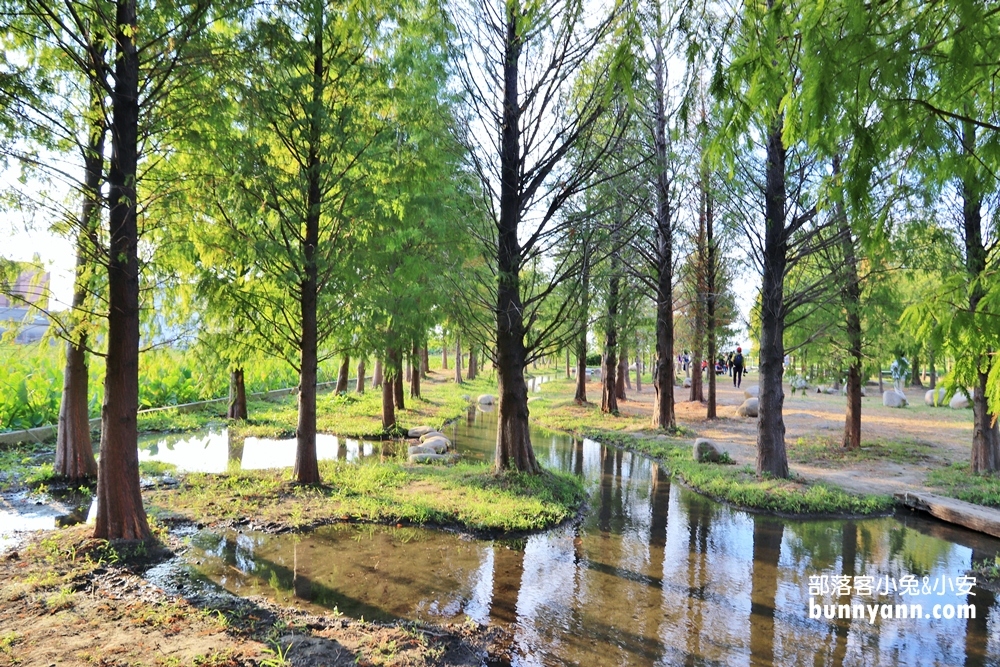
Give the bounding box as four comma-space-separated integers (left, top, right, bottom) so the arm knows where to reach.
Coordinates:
619, 370, 973, 497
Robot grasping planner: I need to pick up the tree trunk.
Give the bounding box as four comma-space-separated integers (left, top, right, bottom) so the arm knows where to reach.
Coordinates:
833, 156, 863, 451
635, 350, 643, 394
393, 353, 405, 411
651, 27, 675, 430
929, 349, 936, 389
421, 343, 429, 378
574, 241, 590, 404
455, 333, 463, 383
409, 342, 420, 398
617, 353, 628, 397
963, 121, 1000, 473
356, 359, 365, 393
441, 337, 448, 370
227, 369, 248, 420
494, 5, 540, 473
95, 0, 150, 540
288, 21, 329, 487
382, 348, 398, 430
705, 167, 717, 419
602, 268, 620, 415
373, 358, 383, 389
405, 356, 411, 383
56, 79, 104, 482
911, 353, 924, 387
756, 121, 790, 479
750, 517, 784, 667
335, 354, 350, 393
467, 343, 478, 380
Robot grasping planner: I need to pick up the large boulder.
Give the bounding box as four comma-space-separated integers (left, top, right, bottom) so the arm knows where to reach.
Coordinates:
407, 425, 435, 438
420, 436, 451, 453
419, 431, 447, 442
744, 385, 760, 399
736, 397, 759, 417
882, 390, 907, 408
477, 394, 495, 405
408, 445, 435, 455
949, 393, 970, 410
693, 438, 723, 463
925, 387, 947, 407
683, 377, 692, 388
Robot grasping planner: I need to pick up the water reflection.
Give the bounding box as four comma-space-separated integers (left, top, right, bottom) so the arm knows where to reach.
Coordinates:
137, 429, 384, 473
186, 412, 1000, 666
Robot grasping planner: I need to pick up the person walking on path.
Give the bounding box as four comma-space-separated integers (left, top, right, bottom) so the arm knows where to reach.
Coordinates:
733, 347, 746, 388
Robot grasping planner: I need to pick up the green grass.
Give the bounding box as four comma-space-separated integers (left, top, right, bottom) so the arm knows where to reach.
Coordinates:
926, 462, 1000, 507
788, 436, 937, 466
586, 430, 893, 515
146, 457, 584, 533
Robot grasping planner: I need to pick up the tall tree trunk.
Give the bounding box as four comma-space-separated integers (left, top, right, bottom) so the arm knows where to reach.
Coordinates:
454, 334, 463, 383
335, 354, 350, 393
373, 358, 382, 389
227, 368, 248, 420
441, 336, 448, 370
494, 5, 539, 473
963, 122, 1000, 472
467, 343, 478, 380
356, 359, 365, 393
834, 156, 863, 451
757, 120, 790, 478
409, 342, 420, 398
651, 23, 675, 430
290, 21, 329, 487
421, 343, 429, 378
382, 347, 397, 430
95, 0, 150, 539
565, 348, 570, 379
574, 241, 590, 404
405, 356, 411, 383
705, 167, 717, 419
56, 75, 104, 482
602, 267, 620, 415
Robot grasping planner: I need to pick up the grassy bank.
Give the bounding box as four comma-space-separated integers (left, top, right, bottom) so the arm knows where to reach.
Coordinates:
927, 463, 1000, 507
146, 458, 583, 534
527, 377, 893, 516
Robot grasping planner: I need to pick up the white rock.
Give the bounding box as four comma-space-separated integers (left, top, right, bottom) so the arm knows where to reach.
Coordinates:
420, 436, 450, 453
925, 387, 947, 407
693, 438, 723, 463
407, 425, 435, 438
408, 445, 435, 455
882, 390, 907, 408
736, 397, 759, 417
477, 394, 495, 405
744, 385, 760, 399
949, 393, 970, 410
419, 431, 447, 442
408, 453, 459, 464
683, 377, 692, 388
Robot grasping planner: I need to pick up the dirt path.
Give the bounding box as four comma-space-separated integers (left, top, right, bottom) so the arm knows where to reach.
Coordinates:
616, 370, 974, 498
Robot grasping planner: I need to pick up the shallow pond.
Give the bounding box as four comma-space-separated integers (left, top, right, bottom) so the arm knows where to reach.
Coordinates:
180, 407, 1000, 666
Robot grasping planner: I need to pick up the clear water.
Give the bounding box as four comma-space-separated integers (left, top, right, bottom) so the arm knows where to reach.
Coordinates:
183, 408, 1000, 665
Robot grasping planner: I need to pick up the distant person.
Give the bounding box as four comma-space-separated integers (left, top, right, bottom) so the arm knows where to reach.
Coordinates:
726, 351, 734, 376
733, 347, 746, 388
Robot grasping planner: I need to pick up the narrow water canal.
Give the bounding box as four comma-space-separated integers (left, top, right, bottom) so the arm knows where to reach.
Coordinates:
165, 408, 999, 665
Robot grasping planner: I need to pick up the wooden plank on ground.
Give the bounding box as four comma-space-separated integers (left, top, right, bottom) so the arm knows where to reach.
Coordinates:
894, 491, 1000, 539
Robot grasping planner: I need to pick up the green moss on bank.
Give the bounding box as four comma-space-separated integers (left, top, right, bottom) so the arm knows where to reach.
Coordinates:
146, 458, 584, 534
